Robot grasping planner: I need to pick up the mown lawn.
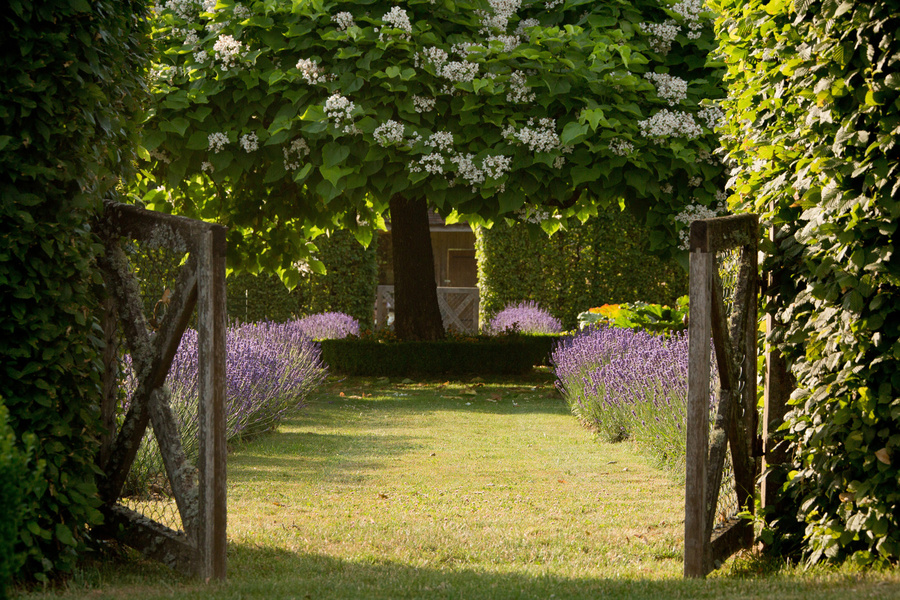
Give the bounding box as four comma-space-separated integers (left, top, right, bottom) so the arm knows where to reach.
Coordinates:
16, 372, 900, 599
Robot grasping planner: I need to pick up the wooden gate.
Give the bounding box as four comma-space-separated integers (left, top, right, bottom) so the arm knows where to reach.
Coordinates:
684, 214, 760, 577
93, 201, 227, 580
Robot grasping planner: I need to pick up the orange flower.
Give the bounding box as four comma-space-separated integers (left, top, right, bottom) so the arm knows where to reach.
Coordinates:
598, 304, 621, 318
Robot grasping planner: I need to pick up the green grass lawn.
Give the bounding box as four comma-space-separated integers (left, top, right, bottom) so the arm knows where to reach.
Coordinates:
16, 372, 900, 599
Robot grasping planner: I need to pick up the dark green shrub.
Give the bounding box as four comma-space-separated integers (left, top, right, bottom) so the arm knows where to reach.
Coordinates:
476, 213, 687, 331
717, 0, 900, 564
226, 230, 377, 330
0, 0, 147, 581
0, 400, 38, 598
320, 334, 556, 377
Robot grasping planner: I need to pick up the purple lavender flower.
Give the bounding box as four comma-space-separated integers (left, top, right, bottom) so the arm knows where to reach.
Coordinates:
295, 311, 360, 340
122, 320, 328, 495
486, 301, 563, 335
552, 325, 719, 472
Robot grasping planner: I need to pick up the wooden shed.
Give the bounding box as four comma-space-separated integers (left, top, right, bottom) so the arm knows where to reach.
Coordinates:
375, 212, 479, 332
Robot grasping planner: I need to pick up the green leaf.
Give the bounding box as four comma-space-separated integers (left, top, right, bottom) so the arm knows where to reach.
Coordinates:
322, 143, 350, 168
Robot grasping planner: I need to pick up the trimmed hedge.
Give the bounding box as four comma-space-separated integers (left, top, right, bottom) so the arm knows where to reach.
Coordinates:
476, 212, 687, 331
320, 334, 560, 377
226, 230, 377, 330
716, 0, 900, 564
1, 0, 147, 581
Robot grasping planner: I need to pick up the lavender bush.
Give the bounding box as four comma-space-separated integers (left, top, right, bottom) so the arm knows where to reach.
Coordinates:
123, 321, 327, 496
553, 325, 718, 473
486, 301, 563, 335
295, 311, 359, 340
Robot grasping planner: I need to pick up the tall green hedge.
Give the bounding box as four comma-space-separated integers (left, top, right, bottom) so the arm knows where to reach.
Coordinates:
715, 0, 900, 564
227, 230, 378, 330
0, 0, 147, 581
476, 212, 688, 330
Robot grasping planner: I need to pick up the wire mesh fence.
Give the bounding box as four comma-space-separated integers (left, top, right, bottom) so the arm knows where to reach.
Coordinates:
114, 236, 197, 534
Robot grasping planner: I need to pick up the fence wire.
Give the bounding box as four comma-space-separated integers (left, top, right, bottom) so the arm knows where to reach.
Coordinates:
711, 245, 746, 529
115, 237, 196, 534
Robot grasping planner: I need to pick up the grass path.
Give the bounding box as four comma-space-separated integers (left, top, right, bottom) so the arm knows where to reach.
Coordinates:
17, 373, 900, 599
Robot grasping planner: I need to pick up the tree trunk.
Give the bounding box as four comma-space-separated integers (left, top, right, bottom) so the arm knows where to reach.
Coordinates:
389, 194, 445, 341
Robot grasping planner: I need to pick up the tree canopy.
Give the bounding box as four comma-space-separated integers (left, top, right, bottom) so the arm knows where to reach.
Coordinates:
142, 0, 727, 284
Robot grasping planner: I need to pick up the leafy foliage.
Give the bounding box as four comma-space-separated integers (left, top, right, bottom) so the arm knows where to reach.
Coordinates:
714, 0, 900, 564
226, 229, 378, 328
576, 296, 689, 335
0, 400, 39, 597
141, 0, 727, 282
476, 214, 687, 330
0, 0, 148, 580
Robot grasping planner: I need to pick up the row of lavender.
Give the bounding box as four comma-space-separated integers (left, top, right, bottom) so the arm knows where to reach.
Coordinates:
123, 312, 358, 497
552, 324, 718, 475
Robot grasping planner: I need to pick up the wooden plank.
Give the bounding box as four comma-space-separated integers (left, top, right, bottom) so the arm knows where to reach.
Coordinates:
99, 298, 119, 468
96, 504, 198, 576
708, 518, 753, 572
685, 250, 712, 578
148, 388, 199, 537
197, 227, 228, 581
102, 200, 214, 253
690, 214, 758, 254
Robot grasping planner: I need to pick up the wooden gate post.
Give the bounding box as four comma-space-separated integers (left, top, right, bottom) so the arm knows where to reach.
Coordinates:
685, 248, 712, 578
197, 226, 228, 581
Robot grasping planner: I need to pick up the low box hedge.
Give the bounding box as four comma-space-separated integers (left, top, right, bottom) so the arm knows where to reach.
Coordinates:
319, 334, 562, 377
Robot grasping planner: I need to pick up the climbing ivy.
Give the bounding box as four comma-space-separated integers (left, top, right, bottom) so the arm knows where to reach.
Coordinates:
714, 0, 900, 564
0, 0, 147, 580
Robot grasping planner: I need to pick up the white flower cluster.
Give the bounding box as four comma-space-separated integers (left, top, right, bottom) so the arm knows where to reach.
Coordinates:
374, 120, 406, 146
640, 20, 679, 55
608, 138, 634, 156
425, 131, 455, 152
715, 190, 728, 203
412, 95, 436, 113
481, 154, 512, 179
674, 202, 726, 249
688, 176, 702, 187
409, 153, 445, 175
503, 118, 560, 153
212, 34, 245, 70
697, 105, 725, 130
545, 0, 564, 9
208, 132, 229, 152
165, 0, 196, 20
324, 93, 359, 134
450, 42, 486, 58
184, 30, 199, 45
240, 132, 259, 152
442, 61, 480, 82
644, 72, 688, 105
516, 18, 540, 36
283, 138, 310, 170
201, 161, 214, 173
638, 109, 702, 141
194, 49, 209, 63
381, 6, 412, 38
487, 34, 521, 53
201, 0, 216, 14
515, 205, 551, 224
233, 3, 251, 20
478, 0, 521, 32
296, 58, 326, 84
671, 0, 707, 39
149, 149, 172, 164
332, 11, 355, 30
697, 149, 720, 165
506, 71, 535, 103
419, 46, 448, 71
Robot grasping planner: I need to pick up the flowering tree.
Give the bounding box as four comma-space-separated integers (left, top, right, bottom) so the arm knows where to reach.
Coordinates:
142, 0, 725, 339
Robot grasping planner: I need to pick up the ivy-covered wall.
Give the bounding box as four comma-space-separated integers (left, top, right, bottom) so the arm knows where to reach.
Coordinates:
715, 0, 900, 564
476, 211, 687, 330
0, 0, 148, 580
227, 229, 378, 330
